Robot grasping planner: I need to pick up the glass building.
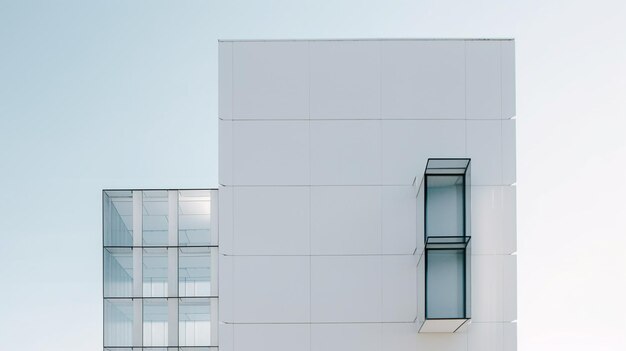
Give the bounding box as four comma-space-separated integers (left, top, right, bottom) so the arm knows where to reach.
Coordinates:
103, 189, 218, 350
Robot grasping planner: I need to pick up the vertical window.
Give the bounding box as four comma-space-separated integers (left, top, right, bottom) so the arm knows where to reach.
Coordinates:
143, 191, 169, 246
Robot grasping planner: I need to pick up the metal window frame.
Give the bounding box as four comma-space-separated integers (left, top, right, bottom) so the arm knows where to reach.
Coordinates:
418, 158, 472, 331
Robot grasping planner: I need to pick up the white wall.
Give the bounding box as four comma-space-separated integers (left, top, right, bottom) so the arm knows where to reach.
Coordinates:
219, 39, 516, 351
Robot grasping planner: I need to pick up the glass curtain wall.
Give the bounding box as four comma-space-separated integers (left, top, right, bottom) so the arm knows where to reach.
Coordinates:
103, 189, 218, 350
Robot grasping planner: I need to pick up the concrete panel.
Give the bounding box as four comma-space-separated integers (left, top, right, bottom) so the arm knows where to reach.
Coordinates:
234, 324, 310, 351
501, 40, 516, 119
502, 118, 517, 185
382, 186, 417, 254
233, 186, 310, 255
311, 256, 382, 322
218, 186, 233, 255
466, 41, 502, 119
233, 256, 310, 323
472, 255, 501, 322
232, 121, 309, 185
415, 332, 468, 350
219, 41, 233, 120
219, 323, 233, 351
310, 120, 381, 185
219, 119, 233, 186
381, 40, 465, 119
311, 323, 382, 351
382, 323, 417, 351
382, 255, 417, 322
502, 186, 517, 254
471, 186, 516, 255
232, 41, 309, 119
382, 120, 465, 185
504, 322, 517, 351
466, 120, 502, 185
472, 255, 516, 322
468, 322, 503, 351
310, 40, 380, 119
311, 186, 381, 255
218, 254, 233, 322
503, 255, 517, 321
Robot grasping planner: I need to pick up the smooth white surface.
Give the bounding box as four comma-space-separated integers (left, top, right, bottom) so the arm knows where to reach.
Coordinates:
233, 186, 310, 255
310, 120, 381, 185
218, 41, 233, 120
504, 322, 517, 351
311, 256, 382, 322
220, 39, 516, 351
471, 254, 517, 322
501, 41, 516, 119
218, 254, 233, 322
382, 186, 417, 254
310, 186, 381, 255
384, 323, 469, 350
468, 322, 503, 351
502, 119, 517, 184
234, 324, 310, 351
311, 324, 382, 351
503, 255, 518, 320
466, 41, 502, 119
382, 255, 417, 322
218, 120, 233, 186
232, 41, 309, 119
310, 41, 380, 119
466, 120, 503, 185
415, 327, 468, 349
471, 186, 517, 254
232, 256, 310, 323
382, 120, 465, 185
381, 40, 465, 119
232, 121, 309, 185
217, 186, 233, 255
502, 186, 518, 254
382, 323, 418, 351
219, 323, 233, 351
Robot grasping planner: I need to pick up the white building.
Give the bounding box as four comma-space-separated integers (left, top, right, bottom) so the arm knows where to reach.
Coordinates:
102, 38, 515, 351
217, 39, 517, 351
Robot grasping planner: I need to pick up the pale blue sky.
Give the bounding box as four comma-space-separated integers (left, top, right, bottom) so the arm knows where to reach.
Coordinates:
1, 0, 625, 349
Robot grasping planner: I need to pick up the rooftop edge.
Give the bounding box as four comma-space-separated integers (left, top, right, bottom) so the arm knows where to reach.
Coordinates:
218, 38, 514, 42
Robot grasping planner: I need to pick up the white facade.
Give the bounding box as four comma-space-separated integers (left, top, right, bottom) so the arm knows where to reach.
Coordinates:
218, 39, 516, 351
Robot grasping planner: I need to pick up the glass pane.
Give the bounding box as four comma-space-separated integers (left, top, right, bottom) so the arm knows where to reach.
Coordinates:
179, 247, 211, 297
143, 190, 169, 246
179, 298, 211, 346
143, 299, 168, 347
104, 191, 134, 246
425, 175, 465, 237
104, 299, 134, 347
426, 249, 465, 318
104, 248, 133, 297
178, 190, 212, 246
143, 248, 169, 297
